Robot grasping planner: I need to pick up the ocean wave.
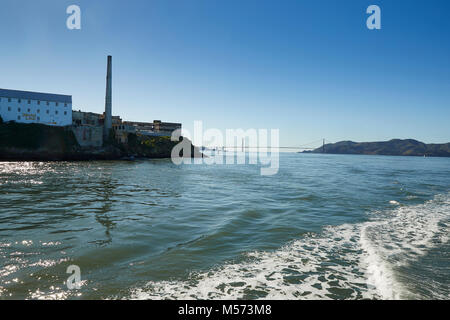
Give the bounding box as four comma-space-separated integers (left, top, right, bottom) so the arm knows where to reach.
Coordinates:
128, 193, 450, 300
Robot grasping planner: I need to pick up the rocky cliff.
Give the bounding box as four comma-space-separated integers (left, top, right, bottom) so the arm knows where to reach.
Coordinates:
0, 122, 200, 161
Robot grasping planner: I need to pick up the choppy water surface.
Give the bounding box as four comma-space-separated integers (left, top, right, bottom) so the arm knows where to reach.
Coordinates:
0, 154, 449, 300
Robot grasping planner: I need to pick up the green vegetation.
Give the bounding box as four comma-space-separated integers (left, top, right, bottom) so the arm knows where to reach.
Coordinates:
126, 134, 178, 158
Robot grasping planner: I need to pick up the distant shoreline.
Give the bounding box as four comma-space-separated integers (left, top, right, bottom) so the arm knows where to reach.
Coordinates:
302, 139, 450, 157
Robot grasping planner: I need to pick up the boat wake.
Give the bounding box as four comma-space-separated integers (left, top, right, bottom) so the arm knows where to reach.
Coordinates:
129, 193, 450, 300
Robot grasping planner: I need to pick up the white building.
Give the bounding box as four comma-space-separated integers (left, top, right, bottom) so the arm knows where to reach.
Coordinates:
0, 88, 72, 126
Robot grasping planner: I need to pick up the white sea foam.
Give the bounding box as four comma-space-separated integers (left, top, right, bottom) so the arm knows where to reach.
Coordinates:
129, 193, 450, 300
360, 193, 449, 299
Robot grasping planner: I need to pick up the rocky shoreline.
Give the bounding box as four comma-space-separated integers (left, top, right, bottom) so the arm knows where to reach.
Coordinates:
0, 122, 201, 162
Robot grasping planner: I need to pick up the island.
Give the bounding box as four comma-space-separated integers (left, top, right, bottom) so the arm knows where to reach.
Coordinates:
0, 121, 202, 161
0, 56, 203, 162
303, 139, 450, 157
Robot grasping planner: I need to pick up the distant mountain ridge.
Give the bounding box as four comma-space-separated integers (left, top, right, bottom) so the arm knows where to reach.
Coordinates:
304, 139, 450, 157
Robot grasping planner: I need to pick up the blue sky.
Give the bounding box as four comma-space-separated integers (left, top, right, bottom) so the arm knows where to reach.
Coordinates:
0, 0, 449, 147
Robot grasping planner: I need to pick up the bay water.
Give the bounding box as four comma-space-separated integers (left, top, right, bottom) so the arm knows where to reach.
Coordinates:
0, 153, 449, 299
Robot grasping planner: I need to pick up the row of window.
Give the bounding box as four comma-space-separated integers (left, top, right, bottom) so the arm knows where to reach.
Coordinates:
0, 97, 69, 107
17, 115, 44, 121
5, 106, 68, 116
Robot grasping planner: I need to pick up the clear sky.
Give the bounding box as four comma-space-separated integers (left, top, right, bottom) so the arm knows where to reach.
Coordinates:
0, 0, 449, 147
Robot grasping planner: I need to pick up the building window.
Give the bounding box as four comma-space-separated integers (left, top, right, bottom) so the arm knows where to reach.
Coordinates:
28, 100, 31, 104
37, 109, 40, 113
64, 103, 67, 107
18, 99, 21, 103
56, 102, 59, 106
18, 108, 21, 112
55, 111, 58, 115
46, 110, 49, 114
17, 115, 21, 120
27, 108, 31, 112
8, 98, 11, 102
64, 111, 67, 115
8, 107, 11, 111
37, 101, 40, 105
46, 101, 50, 106
37, 117, 40, 121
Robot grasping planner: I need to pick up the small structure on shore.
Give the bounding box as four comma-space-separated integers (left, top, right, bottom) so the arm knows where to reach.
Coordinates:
71, 111, 104, 147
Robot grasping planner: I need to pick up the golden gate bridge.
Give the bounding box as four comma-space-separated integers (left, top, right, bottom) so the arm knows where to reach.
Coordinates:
208, 139, 334, 152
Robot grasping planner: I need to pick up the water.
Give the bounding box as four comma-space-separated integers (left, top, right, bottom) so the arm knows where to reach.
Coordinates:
0, 153, 449, 300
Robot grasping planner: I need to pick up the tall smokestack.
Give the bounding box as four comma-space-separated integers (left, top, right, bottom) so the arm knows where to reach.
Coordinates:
104, 55, 112, 139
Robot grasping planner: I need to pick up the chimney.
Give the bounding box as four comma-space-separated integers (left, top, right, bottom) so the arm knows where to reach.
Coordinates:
104, 55, 112, 139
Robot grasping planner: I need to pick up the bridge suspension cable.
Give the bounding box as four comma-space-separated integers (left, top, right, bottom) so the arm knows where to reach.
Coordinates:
219, 138, 331, 150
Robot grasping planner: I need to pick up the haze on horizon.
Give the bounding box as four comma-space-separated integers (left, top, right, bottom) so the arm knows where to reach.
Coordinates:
0, 0, 449, 148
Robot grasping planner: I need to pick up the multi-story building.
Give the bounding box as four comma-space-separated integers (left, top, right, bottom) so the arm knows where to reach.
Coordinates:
153, 120, 182, 133
72, 110, 103, 126
0, 88, 72, 126
123, 120, 182, 137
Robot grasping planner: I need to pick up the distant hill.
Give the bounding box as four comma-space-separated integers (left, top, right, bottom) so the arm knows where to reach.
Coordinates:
304, 139, 450, 157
